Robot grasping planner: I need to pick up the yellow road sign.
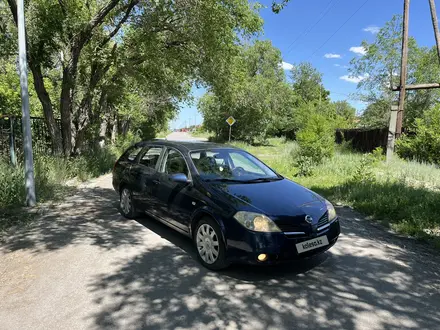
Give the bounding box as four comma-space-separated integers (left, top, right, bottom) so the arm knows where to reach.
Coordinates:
226, 116, 236, 126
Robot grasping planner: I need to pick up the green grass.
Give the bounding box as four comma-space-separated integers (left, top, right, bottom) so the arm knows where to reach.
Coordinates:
0, 148, 117, 231
191, 130, 212, 139
155, 129, 172, 139
233, 137, 440, 247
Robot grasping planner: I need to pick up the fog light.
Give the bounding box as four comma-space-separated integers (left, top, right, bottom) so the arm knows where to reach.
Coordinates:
257, 253, 268, 262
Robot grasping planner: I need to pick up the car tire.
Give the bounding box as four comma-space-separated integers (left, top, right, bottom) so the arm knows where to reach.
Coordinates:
119, 187, 138, 219
194, 217, 229, 270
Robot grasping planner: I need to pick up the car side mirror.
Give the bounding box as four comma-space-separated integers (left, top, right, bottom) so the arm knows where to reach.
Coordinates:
170, 173, 191, 184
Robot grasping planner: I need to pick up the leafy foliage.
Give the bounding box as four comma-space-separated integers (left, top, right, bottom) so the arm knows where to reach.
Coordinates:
360, 99, 390, 128
199, 40, 294, 144
396, 105, 440, 165
290, 62, 330, 106
295, 112, 335, 176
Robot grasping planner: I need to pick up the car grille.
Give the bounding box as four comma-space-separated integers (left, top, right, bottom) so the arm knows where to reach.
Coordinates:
277, 223, 304, 233
317, 212, 329, 228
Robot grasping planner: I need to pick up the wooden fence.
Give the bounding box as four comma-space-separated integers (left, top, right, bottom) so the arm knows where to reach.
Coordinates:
335, 127, 389, 152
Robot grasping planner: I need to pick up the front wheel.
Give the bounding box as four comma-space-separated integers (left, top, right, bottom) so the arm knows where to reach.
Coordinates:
120, 187, 138, 219
194, 217, 228, 270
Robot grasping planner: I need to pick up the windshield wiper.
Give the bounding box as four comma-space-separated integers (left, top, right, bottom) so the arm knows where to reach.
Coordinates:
242, 177, 283, 183
204, 178, 244, 183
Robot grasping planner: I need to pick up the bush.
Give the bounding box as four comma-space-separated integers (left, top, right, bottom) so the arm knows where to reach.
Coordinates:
110, 131, 141, 158
295, 113, 335, 176
396, 105, 440, 165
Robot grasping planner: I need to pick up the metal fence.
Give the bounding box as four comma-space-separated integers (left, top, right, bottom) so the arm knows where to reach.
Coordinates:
0, 115, 58, 163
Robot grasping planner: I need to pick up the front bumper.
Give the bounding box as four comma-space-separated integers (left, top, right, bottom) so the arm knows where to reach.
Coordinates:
225, 218, 340, 265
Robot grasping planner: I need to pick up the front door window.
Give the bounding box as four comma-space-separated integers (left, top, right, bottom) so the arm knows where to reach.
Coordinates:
162, 149, 189, 176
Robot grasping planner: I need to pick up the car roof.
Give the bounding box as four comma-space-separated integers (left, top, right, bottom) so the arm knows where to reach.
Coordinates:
135, 139, 239, 152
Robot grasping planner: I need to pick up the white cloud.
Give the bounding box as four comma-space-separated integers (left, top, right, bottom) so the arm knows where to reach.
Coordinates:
349, 46, 367, 56
334, 64, 350, 68
281, 61, 293, 70
324, 53, 342, 59
363, 26, 380, 34
340, 74, 368, 84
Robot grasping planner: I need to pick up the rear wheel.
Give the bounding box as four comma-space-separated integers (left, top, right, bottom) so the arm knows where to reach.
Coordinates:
194, 217, 228, 270
120, 187, 137, 219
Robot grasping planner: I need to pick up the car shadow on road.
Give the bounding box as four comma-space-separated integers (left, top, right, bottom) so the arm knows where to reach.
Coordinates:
86, 211, 440, 329
136, 214, 329, 281
87, 220, 440, 330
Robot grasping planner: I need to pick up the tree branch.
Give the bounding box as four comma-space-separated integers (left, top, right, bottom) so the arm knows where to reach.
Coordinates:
58, 0, 67, 16
74, 0, 120, 49
99, 0, 139, 47
6, 0, 18, 26
87, 0, 120, 33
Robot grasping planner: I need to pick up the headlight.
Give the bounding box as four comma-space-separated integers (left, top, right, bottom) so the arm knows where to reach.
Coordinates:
326, 200, 337, 221
234, 211, 281, 232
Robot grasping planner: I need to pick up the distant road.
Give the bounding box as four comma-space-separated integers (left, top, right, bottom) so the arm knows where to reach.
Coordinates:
166, 131, 208, 141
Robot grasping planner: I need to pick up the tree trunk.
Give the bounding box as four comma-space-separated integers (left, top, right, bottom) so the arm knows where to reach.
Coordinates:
28, 61, 63, 154
121, 118, 130, 137
73, 55, 114, 153
111, 114, 118, 144
60, 66, 74, 156
98, 112, 110, 148
60, 44, 83, 156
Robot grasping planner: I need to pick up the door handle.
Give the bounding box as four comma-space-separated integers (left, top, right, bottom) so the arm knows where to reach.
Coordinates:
152, 180, 160, 185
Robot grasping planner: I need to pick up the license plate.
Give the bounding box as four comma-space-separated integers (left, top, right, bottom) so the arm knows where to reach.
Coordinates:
296, 236, 329, 254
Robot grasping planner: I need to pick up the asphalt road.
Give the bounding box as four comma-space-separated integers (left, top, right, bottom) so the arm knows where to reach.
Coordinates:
1, 134, 440, 330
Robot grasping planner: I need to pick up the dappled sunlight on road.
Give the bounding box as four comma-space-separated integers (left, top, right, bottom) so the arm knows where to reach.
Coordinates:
86, 208, 440, 330
0, 175, 439, 330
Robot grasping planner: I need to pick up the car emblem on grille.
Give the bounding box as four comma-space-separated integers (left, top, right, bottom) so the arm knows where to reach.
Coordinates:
305, 215, 313, 224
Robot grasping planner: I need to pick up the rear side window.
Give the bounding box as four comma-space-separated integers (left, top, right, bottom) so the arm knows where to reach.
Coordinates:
139, 147, 163, 169
124, 146, 143, 162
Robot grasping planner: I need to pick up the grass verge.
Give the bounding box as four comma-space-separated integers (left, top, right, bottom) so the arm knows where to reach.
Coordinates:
0, 148, 117, 232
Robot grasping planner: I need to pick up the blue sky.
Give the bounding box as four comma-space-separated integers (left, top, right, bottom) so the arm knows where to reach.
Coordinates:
170, 0, 439, 129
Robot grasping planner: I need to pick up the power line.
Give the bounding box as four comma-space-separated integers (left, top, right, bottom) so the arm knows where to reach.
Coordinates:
310, 0, 371, 57
285, 0, 340, 55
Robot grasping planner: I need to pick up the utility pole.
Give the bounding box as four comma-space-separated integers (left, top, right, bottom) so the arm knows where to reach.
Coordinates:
396, 0, 410, 138
386, 105, 398, 162
17, 0, 36, 206
390, 0, 440, 153
429, 0, 440, 65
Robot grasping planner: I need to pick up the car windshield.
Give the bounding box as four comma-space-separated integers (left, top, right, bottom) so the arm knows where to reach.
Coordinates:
190, 149, 280, 182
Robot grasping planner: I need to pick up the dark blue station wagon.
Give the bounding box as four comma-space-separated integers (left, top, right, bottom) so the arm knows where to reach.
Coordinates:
113, 140, 340, 270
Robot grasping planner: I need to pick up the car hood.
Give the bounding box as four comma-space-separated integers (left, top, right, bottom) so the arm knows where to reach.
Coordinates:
208, 178, 327, 226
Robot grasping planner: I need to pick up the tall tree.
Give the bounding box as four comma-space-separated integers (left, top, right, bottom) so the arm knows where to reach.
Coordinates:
290, 62, 330, 106
199, 40, 294, 143
3, 0, 262, 155
360, 99, 390, 128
